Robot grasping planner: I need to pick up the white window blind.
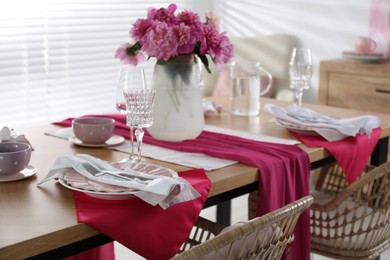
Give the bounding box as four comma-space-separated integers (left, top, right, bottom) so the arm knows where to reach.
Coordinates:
0, 0, 194, 129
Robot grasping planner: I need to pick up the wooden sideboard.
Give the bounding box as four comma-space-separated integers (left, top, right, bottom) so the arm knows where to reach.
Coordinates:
318, 59, 390, 114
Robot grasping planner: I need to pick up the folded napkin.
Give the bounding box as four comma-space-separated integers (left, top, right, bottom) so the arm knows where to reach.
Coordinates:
0, 126, 12, 142
37, 154, 200, 209
53, 114, 311, 260
1, 126, 33, 148
265, 103, 381, 141
202, 99, 222, 116
66, 168, 210, 260
291, 128, 381, 183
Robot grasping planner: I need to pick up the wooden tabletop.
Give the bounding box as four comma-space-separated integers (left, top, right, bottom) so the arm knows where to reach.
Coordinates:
1, 97, 390, 259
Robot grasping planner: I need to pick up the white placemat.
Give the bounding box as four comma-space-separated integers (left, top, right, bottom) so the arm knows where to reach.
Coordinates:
45, 125, 300, 171
203, 125, 300, 145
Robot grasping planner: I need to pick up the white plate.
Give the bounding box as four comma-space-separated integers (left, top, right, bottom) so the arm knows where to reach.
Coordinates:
69, 135, 125, 147
0, 165, 37, 182
342, 51, 387, 62
275, 119, 321, 137
58, 162, 178, 200
58, 179, 137, 200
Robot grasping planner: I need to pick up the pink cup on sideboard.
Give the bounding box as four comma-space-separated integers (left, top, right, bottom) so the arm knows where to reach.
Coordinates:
72, 117, 115, 144
355, 36, 377, 54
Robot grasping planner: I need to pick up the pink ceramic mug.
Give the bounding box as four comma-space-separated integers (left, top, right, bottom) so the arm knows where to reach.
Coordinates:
355, 36, 377, 54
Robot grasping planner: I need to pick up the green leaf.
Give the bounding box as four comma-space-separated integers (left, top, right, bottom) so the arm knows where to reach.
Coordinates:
198, 54, 211, 74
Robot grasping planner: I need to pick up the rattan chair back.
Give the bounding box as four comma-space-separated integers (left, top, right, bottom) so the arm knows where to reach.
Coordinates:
310, 161, 390, 259
314, 163, 375, 195
173, 196, 313, 260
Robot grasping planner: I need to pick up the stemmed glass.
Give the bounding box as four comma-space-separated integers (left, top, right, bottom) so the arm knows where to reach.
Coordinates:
123, 88, 156, 163
289, 47, 313, 107
116, 66, 146, 162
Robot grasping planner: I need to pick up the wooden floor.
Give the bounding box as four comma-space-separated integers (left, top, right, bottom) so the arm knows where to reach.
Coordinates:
114, 194, 390, 259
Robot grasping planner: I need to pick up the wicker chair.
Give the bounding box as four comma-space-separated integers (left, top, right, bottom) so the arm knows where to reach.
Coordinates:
172, 195, 313, 260
310, 161, 390, 259
313, 162, 375, 195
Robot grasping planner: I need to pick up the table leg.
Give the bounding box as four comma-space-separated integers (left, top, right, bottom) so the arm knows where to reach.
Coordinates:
216, 201, 231, 227
205, 183, 258, 226
371, 137, 389, 166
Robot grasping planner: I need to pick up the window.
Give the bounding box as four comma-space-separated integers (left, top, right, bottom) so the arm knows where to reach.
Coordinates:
0, 0, 196, 129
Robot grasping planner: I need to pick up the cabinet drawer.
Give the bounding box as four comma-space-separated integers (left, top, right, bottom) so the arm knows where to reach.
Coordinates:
328, 73, 390, 113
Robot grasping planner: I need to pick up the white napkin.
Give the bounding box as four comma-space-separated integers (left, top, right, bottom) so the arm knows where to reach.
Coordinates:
265, 103, 381, 141
0, 127, 12, 142
202, 99, 222, 116
1, 126, 33, 149
37, 154, 200, 209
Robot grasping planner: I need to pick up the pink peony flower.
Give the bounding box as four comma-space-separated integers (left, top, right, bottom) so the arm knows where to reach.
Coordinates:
148, 3, 177, 25
200, 25, 221, 55
115, 3, 234, 72
205, 11, 220, 26
114, 43, 146, 66
130, 18, 150, 42
173, 23, 197, 54
142, 22, 178, 60
177, 10, 202, 30
215, 35, 234, 70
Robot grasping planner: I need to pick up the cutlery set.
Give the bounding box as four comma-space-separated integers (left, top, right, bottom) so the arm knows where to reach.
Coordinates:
81, 161, 152, 184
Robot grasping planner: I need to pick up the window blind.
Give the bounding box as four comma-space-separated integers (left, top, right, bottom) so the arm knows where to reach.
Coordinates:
0, 0, 194, 129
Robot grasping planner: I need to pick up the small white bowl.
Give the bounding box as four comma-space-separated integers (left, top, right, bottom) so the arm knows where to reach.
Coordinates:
0, 142, 32, 176
72, 117, 115, 144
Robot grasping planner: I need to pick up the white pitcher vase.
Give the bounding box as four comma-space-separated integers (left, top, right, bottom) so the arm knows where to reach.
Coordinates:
148, 55, 204, 142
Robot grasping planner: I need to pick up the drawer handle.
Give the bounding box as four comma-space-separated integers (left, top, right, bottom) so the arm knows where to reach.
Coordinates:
375, 88, 390, 94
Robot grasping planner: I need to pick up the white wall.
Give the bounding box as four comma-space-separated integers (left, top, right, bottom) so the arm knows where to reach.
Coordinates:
207, 0, 373, 103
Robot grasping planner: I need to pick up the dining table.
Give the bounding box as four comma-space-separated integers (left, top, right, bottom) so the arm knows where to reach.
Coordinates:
1, 97, 389, 259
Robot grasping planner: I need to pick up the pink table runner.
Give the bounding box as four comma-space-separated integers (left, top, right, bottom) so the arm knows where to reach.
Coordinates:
65, 168, 210, 260
290, 127, 382, 183
55, 114, 311, 260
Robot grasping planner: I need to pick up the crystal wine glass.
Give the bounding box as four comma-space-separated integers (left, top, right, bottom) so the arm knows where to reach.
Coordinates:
289, 47, 313, 107
123, 88, 156, 163
116, 66, 146, 162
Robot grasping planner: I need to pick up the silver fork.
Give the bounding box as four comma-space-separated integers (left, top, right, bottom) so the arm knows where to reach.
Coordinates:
81, 161, 132, 181
81, 161, 150, 184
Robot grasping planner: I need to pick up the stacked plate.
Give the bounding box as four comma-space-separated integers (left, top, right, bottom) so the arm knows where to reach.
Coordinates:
274, 118, 323, 137
59, 161, 178, 200
264, 103, 380, 142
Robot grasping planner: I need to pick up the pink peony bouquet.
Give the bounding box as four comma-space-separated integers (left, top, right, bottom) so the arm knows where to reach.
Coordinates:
114, 3, 234, 73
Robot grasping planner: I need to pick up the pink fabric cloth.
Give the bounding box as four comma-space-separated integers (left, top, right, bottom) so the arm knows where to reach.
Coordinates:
55, 114, 311, 260
68, 169, 210, 260
290, 127, 382, 183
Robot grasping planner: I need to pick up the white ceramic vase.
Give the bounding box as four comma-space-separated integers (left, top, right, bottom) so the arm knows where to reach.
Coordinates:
148, 55, 204, 142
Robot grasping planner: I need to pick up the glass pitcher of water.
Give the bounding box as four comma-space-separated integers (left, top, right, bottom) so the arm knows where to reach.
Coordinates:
230, 61, 273, 116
